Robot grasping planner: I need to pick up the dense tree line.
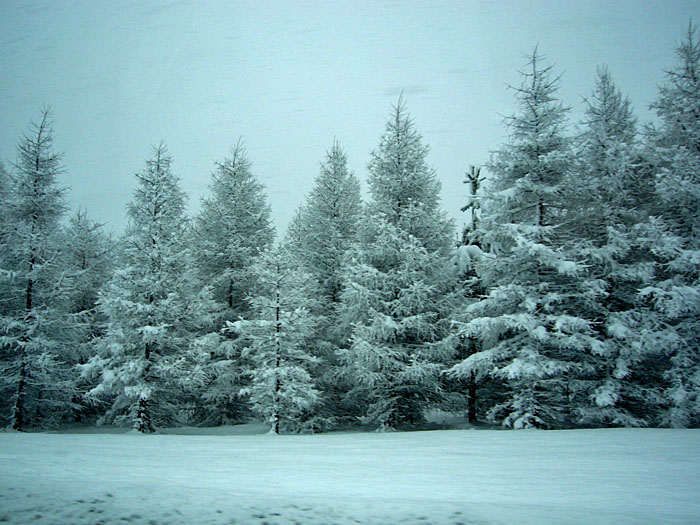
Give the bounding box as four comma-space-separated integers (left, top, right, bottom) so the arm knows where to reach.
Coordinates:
1, 26, 699, 432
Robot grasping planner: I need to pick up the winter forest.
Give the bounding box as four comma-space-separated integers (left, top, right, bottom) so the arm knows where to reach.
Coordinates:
2, 25, 699, 434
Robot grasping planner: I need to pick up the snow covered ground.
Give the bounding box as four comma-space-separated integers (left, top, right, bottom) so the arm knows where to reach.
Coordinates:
0, 426, 698, 524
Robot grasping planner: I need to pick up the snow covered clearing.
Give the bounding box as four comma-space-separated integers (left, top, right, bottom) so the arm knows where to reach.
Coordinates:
0, 426, 698, 524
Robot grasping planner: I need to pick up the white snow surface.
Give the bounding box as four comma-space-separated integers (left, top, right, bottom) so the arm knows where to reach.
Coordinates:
1, 426, 698, 524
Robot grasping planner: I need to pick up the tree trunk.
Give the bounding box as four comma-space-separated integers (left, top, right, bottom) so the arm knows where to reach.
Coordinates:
273, 285, 281, 435
468, 371, 477, 424
136, 341, 155, 433
12, 362, 27, 431
138, 286, 155, 434
136, 398, 154, 433
14, 246, 36, 431
270, 269, 284, 435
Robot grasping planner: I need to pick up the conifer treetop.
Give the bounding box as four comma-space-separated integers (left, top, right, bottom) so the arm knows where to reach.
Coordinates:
582, 65, 637, 147
506, 47, 570, 148
11, 107, 68, 231
127, 142, 187, 234
368, 96, 441, 222
651, 21, 700, 151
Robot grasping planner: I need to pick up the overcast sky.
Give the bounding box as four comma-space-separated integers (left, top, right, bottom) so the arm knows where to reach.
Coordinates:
1, 0, 699, 237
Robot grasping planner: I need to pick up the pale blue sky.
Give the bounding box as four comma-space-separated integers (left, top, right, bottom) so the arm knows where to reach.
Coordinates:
1, 1, 698, 236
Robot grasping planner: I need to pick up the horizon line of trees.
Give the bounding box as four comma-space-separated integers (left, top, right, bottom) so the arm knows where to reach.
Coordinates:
1, 24, 699, 432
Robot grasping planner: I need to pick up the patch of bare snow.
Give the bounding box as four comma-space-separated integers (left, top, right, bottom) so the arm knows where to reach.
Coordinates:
0, 427, 698, 524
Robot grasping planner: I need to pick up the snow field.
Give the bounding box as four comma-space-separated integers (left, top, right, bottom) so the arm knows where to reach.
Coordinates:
0, 427, 699, 524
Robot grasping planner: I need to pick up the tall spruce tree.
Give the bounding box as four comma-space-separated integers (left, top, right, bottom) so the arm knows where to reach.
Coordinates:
83, 144, 211, 432
366, 96, 453, 252
285, 140, 362, 422
567, 66, 657, 426
193, 141, 274, 318
0, 109, 77, 430
640, 23, 700, 427
62, 210, 114, 359
338, 98, 456, 430
227, 246, 321, 434
286, 139, 361, 308
192, 141, 275, 424
448, 50, 602, 429
61, 210, 115, 422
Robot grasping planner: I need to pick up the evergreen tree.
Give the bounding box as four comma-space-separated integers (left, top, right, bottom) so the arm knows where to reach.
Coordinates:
449, 166, 488, 424
83, 144, 211, 432
192, 141, 275, 424
640, 23, 700, 427
575, 66, 640, 238
61, 210, 115, 421
367, 96, 452, 253
339, 99, 456, 430
193, 141, 274, 318
0, 109, 76, 430
567, 66, 657, 426
339, 218, 457, 430
448, 50, 601, 429
227, 246, 320, 434
287, 139, 361, 308
62, 210, 114, 358
285, 139, 362, 423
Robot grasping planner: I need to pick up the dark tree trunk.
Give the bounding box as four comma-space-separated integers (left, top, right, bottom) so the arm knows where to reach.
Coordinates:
14, 247, 36, 431
136, 398, 154, 433
136, 339, 155, 434
12, 362, 27, 431
35, 388, 42, 425
273, 284, 281, 435
468, 371, 477, 424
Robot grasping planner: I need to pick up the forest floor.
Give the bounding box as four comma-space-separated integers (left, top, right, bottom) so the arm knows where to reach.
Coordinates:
0, 424, 698, 524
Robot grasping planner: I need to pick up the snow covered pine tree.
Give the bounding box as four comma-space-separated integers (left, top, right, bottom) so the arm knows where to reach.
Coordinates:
0, 109, 78, 430
566, 66, 657, 426
83, 144, 212, 432
285, 139, 362, 422
287, 139, 362, 310
640, 23, 700, 427
339, 97, 456, 430
227, 246, 321, 434
448, 50, 603, 429
191, 141, 275, 425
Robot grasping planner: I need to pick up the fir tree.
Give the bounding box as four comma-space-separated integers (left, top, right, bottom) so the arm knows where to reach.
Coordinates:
227, 246, 320, 434
339, 217, 456, 430
567, 66, 657, 426
448, 50, 601, 429
640, 23, 700, 427
287, 139, 361, 308
0, 109, 76, 430
367, 96, 452, 253
339, 99, 456, 430
193, 141, 274, 317
61, 210, 114, 359
285, 139, 362, 423
192, 141, 275, 424
61, 210, 115, 422
83, 144, 211, 432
